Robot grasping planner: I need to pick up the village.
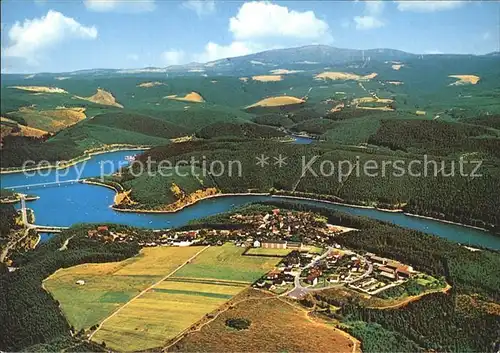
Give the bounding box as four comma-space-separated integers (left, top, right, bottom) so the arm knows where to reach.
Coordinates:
86, 208, 418, 298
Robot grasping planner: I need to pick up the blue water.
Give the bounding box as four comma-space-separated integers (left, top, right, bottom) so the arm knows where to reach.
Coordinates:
1, 150, 499, 250
292, 136, 314, 144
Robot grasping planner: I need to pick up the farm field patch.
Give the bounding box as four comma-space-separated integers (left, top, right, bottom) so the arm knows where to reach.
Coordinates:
92, 280, 244, 351
43, 247, 201, 330
173, 243, 281, 282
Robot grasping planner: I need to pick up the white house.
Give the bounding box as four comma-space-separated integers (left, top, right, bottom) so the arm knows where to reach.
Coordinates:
253, 240, 261, 248
76, 280, 85, 285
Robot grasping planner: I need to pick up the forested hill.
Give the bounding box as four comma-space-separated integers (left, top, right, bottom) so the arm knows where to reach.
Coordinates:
130, 139, 500, 231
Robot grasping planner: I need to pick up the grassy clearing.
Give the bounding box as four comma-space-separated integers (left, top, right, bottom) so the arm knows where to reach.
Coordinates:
9, 86, 67, 93
6, 107, 86, 132
315, 72, 377, 81
75, 88, 123, 108
246, 96, 305, 108
251, 75, 283, 82
173, 243, 281, 282
166, 92, 205, 103
170, 288, 357, 353
245, 247, 292, 256
43, 247, 201, 330
449, 75, 480, 85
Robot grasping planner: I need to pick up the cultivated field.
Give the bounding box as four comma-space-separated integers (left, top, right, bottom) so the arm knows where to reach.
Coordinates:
43, 247, 201, 330
173, 243, 281, 282
90, 244, 280, 351
169, 288, 358, 353
92, 278, 247, 351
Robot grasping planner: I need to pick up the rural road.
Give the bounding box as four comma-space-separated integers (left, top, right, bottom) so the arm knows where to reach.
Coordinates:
88, 245, 210, 341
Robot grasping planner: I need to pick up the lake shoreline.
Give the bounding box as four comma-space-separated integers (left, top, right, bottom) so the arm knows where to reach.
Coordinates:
0, 145, 149, 175
80, 181, 489, 233
403, 212, 489, 232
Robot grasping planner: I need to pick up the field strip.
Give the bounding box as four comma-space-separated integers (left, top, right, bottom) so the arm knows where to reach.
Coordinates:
168, 277, 251, 286
88, 245, 210, 341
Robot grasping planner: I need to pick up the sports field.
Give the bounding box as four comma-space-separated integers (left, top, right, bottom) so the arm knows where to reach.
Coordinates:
43, 246, 201, 330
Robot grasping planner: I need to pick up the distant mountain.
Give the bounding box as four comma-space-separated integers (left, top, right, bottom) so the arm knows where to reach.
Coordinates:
3, 45, 497, 77
206, 45, 416, 68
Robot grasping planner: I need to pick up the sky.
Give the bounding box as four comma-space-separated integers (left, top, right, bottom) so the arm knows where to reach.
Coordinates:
1, 0, 499, 73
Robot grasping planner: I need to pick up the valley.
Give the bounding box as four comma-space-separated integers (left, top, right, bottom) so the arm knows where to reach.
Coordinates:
1, 44, 499, 353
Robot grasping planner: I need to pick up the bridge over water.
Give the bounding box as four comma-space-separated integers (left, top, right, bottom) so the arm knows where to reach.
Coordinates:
4, 179, 83, 191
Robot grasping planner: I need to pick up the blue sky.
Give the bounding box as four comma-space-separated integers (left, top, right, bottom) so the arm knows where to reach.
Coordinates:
1, 0, 499, 73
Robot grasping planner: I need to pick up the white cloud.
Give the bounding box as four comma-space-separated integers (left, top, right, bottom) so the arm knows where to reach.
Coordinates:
84, 0, 155, 13
229, 1, 332, 42
395, 1, 465, 12
182, 0, 215, 16
354, 16, 384, 30
163, 1, 333, 65
162, 49, 186, 65
196, 41, 256, 62
353, 1, 385, 30
3, 10, 97, 65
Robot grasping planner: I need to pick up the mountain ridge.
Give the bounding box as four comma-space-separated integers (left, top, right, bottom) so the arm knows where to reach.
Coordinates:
2, 45, 498, 75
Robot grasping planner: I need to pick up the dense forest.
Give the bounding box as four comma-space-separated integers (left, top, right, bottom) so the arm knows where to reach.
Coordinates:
0, 204, 17, 238
367, 119, 500, 159
196, 122, 285, 139
341, 292, 500, 352
0, 135, 82, 168
133, 139, 500, 231
0, 225, 140, 351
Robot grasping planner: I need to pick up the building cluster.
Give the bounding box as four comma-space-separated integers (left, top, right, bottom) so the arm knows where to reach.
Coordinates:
303, 249, 369, 286
231, 208, 344, 245
256, 244, 418, 297
348, 254, 415, 295
86, 226, 201, 246
254, 250, 314, 290
366, 253, 413, 280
